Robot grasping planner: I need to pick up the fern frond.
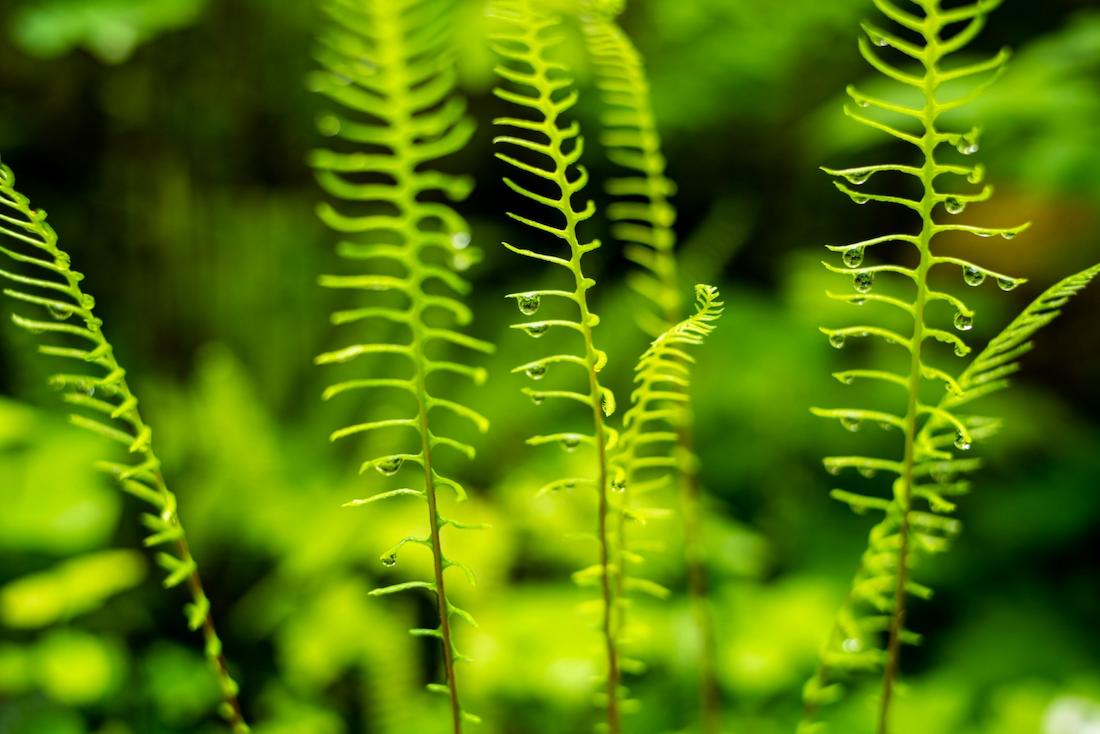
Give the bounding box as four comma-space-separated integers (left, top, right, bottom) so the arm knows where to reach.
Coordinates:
489, 1, 624, 729
579, 1, 679, 336
0, 164, 249, 733
310, 1, 490, 731
805, 2, 1039, 731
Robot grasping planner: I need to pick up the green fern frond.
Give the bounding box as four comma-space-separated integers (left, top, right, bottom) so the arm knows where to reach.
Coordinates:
607, 282, 722, 643
804, 1, 1041, 731
488, 0, 624, 729
0, 163, 249, 733
309, 1, 490, 731
579, 0, 680, 336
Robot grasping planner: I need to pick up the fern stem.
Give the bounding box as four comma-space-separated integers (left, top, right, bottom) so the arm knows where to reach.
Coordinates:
879, 13, 943, 733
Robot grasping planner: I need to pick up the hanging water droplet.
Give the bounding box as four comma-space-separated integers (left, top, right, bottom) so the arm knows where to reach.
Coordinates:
843, 246, 865, 268
954, 432, 972, 451
601, 393, 614, 417
517, 293, 541, 316
560, 435, 581, 453
855, 98, 870, 108
957, 135, 980, 155
963, 266, 986, 287
825, 463, 841, 476
967, 165, 985, 184
842, 638, 863, 653
879, 422, 893, 432
375, 457, 403, 476
381, 553, 397, 568
953, 312, 973, 331
996, 277, 1019, 292
828, 333, 847, 349
944, 196, 965, 215
523, 323, 549, 338
562, 480, 577, 490
858, 467, 877, 479
837, 373, 855, 385
318, 115, 341, 137
850, 296, 867, 306
1001, 230, 1017, 240
840, 415, 861, 432
530, 393, 545, 406
452, 232, 471, 249
846, 170, 872, 185
611, 477, 626, 493
853, 271, 874, 294
525, 364, 547, 380
47, 303, 73, 321
954, 343, 968, 357
851, 193, 870, 205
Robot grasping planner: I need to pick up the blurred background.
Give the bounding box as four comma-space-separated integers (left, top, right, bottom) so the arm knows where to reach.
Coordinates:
0, 0, 1098, 732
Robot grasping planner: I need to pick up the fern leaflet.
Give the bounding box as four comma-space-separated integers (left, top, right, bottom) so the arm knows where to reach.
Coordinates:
0, 163, 248, 732
309, 1, 491, 731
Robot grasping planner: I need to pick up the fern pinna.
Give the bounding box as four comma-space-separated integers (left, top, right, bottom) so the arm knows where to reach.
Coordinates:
804, 2, 1097, 732
579, 3, 722, 730
308, 0, 490, 731
0, 164, 248, 732
488, 0, 624, 729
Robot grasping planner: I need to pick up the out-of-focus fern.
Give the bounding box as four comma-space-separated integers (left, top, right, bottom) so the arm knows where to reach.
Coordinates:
488, 0, 624, 729
606, 283, 722, 709
0, 163, 248, 733
800, 1, 1079, 731
579, 3, 722, 730
308, 1, 490, 732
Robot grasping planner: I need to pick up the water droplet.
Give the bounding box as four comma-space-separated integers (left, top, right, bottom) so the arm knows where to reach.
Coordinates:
375, 457, 403, 476
954, 432, 972, 451
954, 343, 968, 357
560, 435, 581, 453
850, 296, 867, 306
1001, 230, 1017, 241
318, 115, 341, 136
517, 293, 541, 316
843, 246, 865, 268
963, 266, 986, 287
855, 98, 870, 108
957, 134, 980, 155
525, 364, 547, 380
858, 467, 877, 479
837, 373, 854, 385
47, 303, 73, 321
840, 415, 861, 432
530, 394, 545, 406
854, 271, 874, 294
851, 193, 870, 205
381, 553, 397, 567
523, 323, 549, 338
879, 422, 893, 432
996, 277, 1019, 292
452, 232, 471, 249
944, 196, 965, 215
967, 165, 985, 184
953, 312, 973, 331
842, 638, 863, 653
825, 463, 841, 476
611, 478, 626, 493
845, 170, 872, 185
828, 333, 846, 349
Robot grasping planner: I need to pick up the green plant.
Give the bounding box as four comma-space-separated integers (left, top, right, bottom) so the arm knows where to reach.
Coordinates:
0, 163, 248, 732
308, 1, 492, 732
490, 2, 724, 730
579, 2, 722, 730
802, 1, 1100, 732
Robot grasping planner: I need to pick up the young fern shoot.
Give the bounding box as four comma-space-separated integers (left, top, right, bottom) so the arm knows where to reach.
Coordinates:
488, 0, 623, 729
804, 1, 1041, 731
579, 3, 721, 730
0, 164, 248, 733
309, 1, 491, 731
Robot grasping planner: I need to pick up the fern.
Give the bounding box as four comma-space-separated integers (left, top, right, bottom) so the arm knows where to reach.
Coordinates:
802, 1, 1056, 731
606, 283, 722, 708
0, 163, 248, 732
308, 1, 491, 731
488, 0, 624, 729
579, 3, 723, 730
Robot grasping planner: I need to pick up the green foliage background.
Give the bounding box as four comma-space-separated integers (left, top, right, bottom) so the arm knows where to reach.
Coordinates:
0, 0, 1098, 732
